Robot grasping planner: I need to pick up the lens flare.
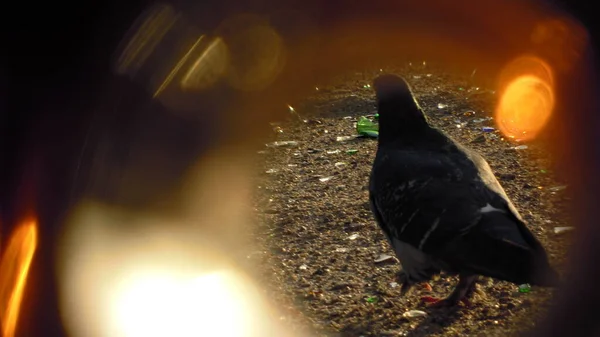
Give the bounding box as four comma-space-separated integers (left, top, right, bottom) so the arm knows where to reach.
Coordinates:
495, 56, 555, 141
0, 220, 38, 337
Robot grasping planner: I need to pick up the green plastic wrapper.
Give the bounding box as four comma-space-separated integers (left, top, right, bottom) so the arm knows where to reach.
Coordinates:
356, 116, 379, 138
518, 284, 531, 293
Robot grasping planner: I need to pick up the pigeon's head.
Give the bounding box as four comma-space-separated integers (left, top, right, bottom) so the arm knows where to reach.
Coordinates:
373, 74, 429, 142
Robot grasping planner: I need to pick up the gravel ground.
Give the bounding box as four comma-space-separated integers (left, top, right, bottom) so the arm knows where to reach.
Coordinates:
249, 64, 573, 337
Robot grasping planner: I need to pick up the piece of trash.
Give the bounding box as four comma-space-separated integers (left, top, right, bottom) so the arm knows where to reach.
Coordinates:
335, 162, 348, 168
513, 145, 529, 150
356, 116, 379, 138
327, 149, 341, 154
346, 149, 358, 154
267, 141, 299, 147
319, 176, 335, 182
348, 233, 359, 240
437, 103, 448, 109
365, 296, 378, 303
482, 126, 495, 132
374, 254, 394, 263
336, 247, 349, 253
554, 226, 574, 234
273, 126, 284, 133
389, 282, 399, 288
518, 284, 531, 293
265, 169, 278, 174
403, 310, 428, 319
549, 185, 567, 192
287, 105, 295, 112
336, 135, 358, 142
299, 264, 308, 270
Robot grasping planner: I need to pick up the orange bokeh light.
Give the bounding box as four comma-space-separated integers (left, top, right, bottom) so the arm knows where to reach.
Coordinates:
0, 220, 38, 337
495, 56, 555, 141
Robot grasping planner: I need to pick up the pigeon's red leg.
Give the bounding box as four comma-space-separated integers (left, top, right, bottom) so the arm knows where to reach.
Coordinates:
421, 274, 478, 308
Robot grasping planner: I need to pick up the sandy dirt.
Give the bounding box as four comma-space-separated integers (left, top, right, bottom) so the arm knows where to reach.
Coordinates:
249, 64, 573, 337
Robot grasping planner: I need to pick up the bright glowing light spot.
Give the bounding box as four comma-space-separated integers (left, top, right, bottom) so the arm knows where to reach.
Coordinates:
112, 271, 249, 337
0, 220, 38, 337
495, 75, 554, 141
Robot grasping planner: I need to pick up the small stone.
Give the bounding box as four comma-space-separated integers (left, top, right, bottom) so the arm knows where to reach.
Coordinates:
403, 310, 428, 318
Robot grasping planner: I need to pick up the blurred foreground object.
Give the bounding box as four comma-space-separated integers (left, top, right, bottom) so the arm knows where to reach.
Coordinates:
0, 221, 38, 337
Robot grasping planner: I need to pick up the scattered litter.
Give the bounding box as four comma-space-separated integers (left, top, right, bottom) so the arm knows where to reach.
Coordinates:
336, 135, 358, 142
518, 284, 531, 293
389, 282, 399, 288
267, 141, 299, 147
472, 117, 492, 123
549, 185, 567, 192
336, 247, 349, 253
554, 226, 574, 234
513, 145, 529, 150
299, 264, 308, 270
437, 103, 448, 109
334, 162, 348, 168
482, 126, 495, 132
265, 169, 278, 174
327, 150, 341, 154
403, 310, 428, 319
348, 233, 359, 240
374, 254, 395, 263
319, 176, 335, 182
365, 296, 378, 303
346, 149, 358, 155
356, 116, 379, 137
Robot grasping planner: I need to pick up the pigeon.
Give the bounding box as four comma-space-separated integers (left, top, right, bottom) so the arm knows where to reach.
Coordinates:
368, 74, 559, 307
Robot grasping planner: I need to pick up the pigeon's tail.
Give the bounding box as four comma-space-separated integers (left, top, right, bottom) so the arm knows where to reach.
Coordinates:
444, 212, 560, 287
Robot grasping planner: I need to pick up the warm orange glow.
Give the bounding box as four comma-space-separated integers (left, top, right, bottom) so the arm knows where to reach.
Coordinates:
0, 220, 38, 337
495, 56, 555, 141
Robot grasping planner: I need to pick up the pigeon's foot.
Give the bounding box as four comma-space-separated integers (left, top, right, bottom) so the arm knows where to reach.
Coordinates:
421, 273, 478, 308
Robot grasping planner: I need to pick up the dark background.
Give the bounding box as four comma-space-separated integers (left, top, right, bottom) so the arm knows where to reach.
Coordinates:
3, 0, 599, 336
